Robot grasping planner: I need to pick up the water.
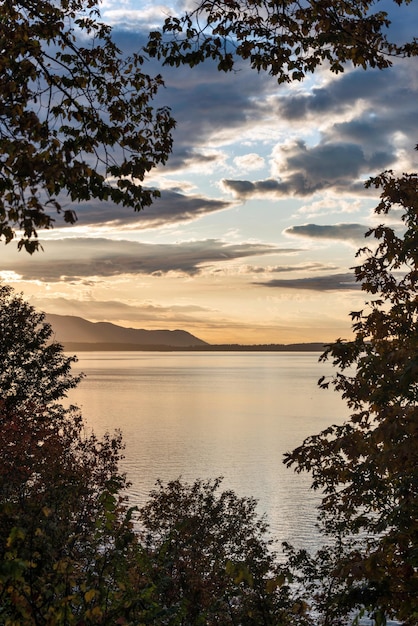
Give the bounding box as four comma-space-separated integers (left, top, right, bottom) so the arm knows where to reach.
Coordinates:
68, 351, 350, 552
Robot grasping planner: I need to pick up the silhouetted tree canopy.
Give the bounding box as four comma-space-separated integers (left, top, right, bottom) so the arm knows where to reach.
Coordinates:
138, 477, 310, 625
146, 0, 418, 82
1, 0, 175, 252
285, 168, 418, 623
0, 284, 81, 414
0, 284, 144, 623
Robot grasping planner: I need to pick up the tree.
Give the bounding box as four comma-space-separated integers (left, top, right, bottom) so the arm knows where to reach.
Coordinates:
1, 0, 175, 252
137, 477, 311, 625
0, 402, 142, 624
0, 285, 147, 624
0, 283, 81, 415
284, 169, 418, 624
146, 0, 418, 82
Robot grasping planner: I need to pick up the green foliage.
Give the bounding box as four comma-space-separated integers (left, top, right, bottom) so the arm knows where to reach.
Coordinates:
0, 0, 175, 251
137, 477, 311, 625
284, 168, 418, 623
146, 0, 418, 82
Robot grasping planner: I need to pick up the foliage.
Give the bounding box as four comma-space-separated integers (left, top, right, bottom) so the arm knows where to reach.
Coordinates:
1, 0, 175, 252
284, 169, 418, 624
146, 0, 418, 82
0, 283, 81, 415
0, 402, 143, 624
0, 284, 147, 624
283, 539, 359, 626
137, 477, 311, 625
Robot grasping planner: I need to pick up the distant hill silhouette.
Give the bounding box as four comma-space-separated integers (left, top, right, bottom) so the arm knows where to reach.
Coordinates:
45, 314, 208, 348
45, 314, 326, 352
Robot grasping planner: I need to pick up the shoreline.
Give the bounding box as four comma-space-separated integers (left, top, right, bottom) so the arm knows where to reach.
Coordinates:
62, 342, 326, 352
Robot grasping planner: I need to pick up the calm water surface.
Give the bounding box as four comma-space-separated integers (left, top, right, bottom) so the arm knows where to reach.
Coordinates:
69, 352, 350, 552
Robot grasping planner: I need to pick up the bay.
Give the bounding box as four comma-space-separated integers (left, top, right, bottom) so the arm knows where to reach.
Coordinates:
68, 351, 350, 553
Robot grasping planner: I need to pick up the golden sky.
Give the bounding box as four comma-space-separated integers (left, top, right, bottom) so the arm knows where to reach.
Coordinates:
1, 1, 417, 344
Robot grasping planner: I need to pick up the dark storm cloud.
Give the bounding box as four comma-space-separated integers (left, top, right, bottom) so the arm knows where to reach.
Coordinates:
70, 189, 235, 229
255, 273, 359, 291
1, 238, 289, 282
284, 223, 370, 243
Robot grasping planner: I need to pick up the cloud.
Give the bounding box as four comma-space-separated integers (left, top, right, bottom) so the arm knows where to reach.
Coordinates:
154, 148, 226, 175
56, 189, 235, 230
94, 30, 268, 179
100, 3, 180, 29
0, 238, 290, 282
284, 63, 418, 158
284, 223, 370, 243
233, 153, 265, 172
222, 139, 394, 200
210, 57, 418, 203
232, 261, 337, 275
270, 262, 339, 273
276, 69, 390, 121
255, 272, 359, 291
110, 19, 418, 200
221, 178, 295, 198
33, 296, 214, 325
157, 68, 273, 172
296, 196, 363, 218
279, 140, 390, 182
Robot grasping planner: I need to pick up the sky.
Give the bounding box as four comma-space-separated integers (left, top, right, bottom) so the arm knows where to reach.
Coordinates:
1, 0, 418, 344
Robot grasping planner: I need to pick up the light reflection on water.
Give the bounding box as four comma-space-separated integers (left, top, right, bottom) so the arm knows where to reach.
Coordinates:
68, 352, 350, 553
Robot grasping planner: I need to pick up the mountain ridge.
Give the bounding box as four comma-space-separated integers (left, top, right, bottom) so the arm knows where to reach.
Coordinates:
45, 314, 208, 347
45, 314, 326, 352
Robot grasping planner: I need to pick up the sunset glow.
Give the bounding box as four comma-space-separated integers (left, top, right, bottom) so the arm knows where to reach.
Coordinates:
2, 0, 417, 344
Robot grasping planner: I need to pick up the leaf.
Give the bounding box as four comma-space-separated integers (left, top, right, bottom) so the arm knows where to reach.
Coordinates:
84, 589, 97, 603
